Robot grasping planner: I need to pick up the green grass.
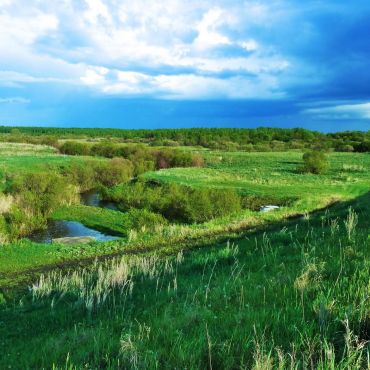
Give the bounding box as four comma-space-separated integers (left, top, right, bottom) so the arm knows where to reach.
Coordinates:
0, 145, 369, 368
0, 142, 106, 177
0, 192, 368, 368
52, 205, 128, 236
144, 151, 370, 206
1, 150, 368, 291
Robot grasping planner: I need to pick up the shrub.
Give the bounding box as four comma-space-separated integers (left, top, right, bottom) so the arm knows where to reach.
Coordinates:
10, 172, 75, 216
90, 142, 118, 158
191, 154, 205, 167
133, 160, 155, 176
302, 151, 329, 174
209, 188, 241, 218
63, 161, 98, 191
96, 158, 134, 187
6, 172, 78, 238
59, 141, 91, 156
103, 182, 242, 224
126, 209, 167, 231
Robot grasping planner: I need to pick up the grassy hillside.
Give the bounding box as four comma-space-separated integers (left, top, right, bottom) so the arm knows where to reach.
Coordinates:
0, 192, 369, 368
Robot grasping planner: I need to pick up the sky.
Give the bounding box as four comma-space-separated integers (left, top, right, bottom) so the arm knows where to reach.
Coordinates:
0, 0, 370, 132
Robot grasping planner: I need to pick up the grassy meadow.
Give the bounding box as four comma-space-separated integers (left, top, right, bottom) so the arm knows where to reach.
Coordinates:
144, 151, 369, 208
0, 137, 369, 369
0, 192, 369, 368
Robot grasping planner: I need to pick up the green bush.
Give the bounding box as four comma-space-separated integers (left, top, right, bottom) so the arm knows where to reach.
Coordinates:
59, 141, 91, 156
126, 208, 167, 231
96, 158, 134, 187
63, 161, 98, 191
302, 151, 329, 174
6, 172, 78, 238
103, 182, 242, 224
90, 142, 118, 158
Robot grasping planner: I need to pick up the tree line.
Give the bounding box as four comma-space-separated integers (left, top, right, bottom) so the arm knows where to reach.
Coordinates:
0, 126, 369, 152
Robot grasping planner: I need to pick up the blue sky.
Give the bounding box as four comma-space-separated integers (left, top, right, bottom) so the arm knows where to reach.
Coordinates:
0, 0, 369, 131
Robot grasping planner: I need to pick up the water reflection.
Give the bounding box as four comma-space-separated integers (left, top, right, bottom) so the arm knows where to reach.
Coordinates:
80, 189, 119, 211
29, 220, 118, 244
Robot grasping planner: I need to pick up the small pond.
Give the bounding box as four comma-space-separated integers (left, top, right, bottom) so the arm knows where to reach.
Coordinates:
28, 189, 121, 244
29, 220, 118, 244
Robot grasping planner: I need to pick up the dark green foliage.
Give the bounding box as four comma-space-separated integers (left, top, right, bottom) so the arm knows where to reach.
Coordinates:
353, 140, 370, 152
1, 126, 369, 152
103, 182, 242, 223
9, 172, 72, 217
302, 151, 329, 174
90, 142, 119, 158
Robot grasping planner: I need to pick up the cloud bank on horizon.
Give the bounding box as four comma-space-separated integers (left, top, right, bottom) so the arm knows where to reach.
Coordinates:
0, 0, 369, 131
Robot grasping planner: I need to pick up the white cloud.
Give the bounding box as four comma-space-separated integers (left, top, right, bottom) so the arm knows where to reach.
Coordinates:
80, 66, 283, 99
0, 11, 58, 47
0, 0, 292, 99
80, 66, 109, 85
0, 97, 30, 104
84, 0, 112, 25
304, 102, 370, 119
193, 7, 232, 50
240, 39, 259, 52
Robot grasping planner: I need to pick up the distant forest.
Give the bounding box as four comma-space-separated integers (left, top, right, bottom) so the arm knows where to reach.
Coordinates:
0, 126, 369, 152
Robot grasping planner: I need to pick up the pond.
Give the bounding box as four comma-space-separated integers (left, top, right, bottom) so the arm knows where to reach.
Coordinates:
29, 190, 121, 244
29, 220, 118, 244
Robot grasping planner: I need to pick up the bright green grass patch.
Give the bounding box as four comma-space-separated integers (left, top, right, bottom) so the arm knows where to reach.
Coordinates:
144, 151, 370, 205
52, 205, 128, 236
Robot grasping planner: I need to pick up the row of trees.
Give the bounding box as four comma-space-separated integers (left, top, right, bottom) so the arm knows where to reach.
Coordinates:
59, 142, 204, 173
0, 127, 369, 152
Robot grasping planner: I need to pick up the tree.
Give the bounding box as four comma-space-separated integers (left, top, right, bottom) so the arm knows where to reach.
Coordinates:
302, 151, 329, 174
354, 141, 370, 153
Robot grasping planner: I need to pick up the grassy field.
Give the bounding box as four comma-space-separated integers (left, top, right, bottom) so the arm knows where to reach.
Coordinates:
0, 192, 369, 368
144, 151, 370, 208
0, 148, 369, 289
0, 143, 369, 368
53, 205, 129, 236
